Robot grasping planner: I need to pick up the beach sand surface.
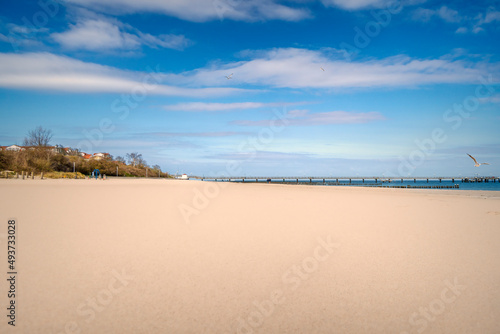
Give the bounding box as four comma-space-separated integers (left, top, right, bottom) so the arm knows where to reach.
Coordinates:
0, 178, 499, 333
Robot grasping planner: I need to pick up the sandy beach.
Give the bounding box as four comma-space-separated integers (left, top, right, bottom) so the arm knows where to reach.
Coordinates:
0, 178, 499, 334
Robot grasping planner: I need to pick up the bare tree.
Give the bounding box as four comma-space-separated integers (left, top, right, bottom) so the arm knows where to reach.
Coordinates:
137, 157, 148, 168
23, 126, 53, 147
115, 156, 126, 163
126, 152, 143, 167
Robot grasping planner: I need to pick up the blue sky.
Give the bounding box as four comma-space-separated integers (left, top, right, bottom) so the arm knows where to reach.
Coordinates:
0, 0, 499, 177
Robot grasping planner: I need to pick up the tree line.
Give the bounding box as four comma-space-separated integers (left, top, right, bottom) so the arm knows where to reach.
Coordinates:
0, 127, 170, 178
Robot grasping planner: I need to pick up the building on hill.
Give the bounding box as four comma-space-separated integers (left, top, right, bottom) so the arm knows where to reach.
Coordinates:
93, 152, 110, 160
79, 152, 92, 159
62, 147, 74, 155
5, 145, 24, 152
1, 145, 109, 161
0, 145, 78, 154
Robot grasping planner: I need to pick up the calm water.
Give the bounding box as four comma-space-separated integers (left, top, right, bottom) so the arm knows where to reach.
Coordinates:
224, 179, 500, 191
323, 180, 500, 191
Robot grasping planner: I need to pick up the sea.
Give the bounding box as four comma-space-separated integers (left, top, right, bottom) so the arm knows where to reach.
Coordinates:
322, 179, 500, 191
211, 178, 500, 191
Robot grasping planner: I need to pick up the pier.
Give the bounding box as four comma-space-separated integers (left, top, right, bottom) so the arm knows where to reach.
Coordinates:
194, 176, 498, 186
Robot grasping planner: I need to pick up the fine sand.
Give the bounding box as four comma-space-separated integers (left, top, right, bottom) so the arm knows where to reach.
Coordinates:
0, 178, 499, 334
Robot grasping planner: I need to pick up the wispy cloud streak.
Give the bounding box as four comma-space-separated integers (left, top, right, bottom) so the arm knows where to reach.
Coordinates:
168, 48, 499, 89
232, 109, 385, 126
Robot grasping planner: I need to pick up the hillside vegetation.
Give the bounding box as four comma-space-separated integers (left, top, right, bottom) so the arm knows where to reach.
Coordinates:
0, 148, 170, 178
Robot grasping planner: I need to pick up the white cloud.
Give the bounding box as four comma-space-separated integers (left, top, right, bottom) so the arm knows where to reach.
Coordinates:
0, 33, 9, 43
412, 6, 461, 23
138, 32, 190, 50
470, 10, 500, 33
0, 52, 248, 97
1, 49, 497, 98
7, 23, 49, 35
320, 0, 425, 10
483, 10, 500, 24
62, 0, 311, 22
167, 48, 497, 90
52, 20, 138, 50
479, 93, 500, 104
472, 26, 485, 34
52, 19, 191, 51
411, 8, 434, 22
163, 102, 279, 111
232, 109, 385, 125
1, 23, 49, 51
437, 6, 461, 23
413, 6, 500, 34
141, 131, 250, 137
320, 0, 394, 10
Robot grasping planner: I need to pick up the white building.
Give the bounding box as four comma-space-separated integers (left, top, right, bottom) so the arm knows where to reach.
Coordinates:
93, 153, 110, 160
6, 145, 24, 152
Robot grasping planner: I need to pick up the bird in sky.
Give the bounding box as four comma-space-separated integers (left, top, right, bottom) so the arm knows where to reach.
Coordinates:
320, 67, 325, 71
467, 153, 490, 167
225, 73, 233, 79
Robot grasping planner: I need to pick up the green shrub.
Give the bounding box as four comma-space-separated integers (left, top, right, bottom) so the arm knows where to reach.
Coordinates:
43, 171, 86, 179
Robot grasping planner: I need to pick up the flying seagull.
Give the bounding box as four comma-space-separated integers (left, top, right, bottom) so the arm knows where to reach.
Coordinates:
467, 153, 490, 167
320, 67, 325, 71
225, 73, 233, 79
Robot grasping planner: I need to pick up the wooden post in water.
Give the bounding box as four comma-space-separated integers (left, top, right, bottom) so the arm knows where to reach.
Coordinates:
31, 171, 34, 179
22, 171, 25, 180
